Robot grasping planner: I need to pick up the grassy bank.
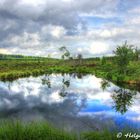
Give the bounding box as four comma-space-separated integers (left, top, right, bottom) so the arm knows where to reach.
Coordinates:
0, 58, 140, 90
0, 58, 139, 139
0, 120, 137, 140
0, 120, 76, 140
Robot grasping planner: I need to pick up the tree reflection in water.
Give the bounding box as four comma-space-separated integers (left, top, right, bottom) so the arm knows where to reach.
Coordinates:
41, 74, 71, 97
41, 74, 85, 97
112, 88, 137, 114
71, 73, 84, 79
101, 80, 110, 91
0, 74, 140, 132
41, 74, 51, 88
100, 79, 138, 115
59, 73, 85, 97
59, 77, 70, 97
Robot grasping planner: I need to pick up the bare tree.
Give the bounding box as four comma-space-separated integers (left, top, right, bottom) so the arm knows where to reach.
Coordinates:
59, 46, 70, 60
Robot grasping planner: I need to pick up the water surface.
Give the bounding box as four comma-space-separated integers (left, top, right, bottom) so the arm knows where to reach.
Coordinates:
0, 74, 139, 132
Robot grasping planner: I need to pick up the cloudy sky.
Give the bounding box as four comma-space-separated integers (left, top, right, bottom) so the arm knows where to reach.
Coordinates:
0, 0, 140, 58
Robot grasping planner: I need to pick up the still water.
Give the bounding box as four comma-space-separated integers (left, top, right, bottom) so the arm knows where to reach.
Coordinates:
0, 74, 140, 132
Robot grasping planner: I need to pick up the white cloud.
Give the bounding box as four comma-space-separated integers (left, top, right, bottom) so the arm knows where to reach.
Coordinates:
100, 30, 112, 38
89, 41, 109, 55
127, 16, 140, 25
20, 0, 46, 7
62, 0, 73, 2
0, 48, 10, 54
50, 26, 66, 38
127, 116, 140, 122
0, 0, 140, 57
128, 7, 140, 14
41, 25, 66, 38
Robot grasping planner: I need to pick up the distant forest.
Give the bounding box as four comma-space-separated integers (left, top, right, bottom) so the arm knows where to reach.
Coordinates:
0, 54, 47, 60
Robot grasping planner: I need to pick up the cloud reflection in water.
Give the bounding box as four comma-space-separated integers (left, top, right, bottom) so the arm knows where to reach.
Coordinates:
0, 74, 140, 132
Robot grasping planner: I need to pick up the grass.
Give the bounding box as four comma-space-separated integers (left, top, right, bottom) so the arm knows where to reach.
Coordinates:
0, 57, 140, 91
82, 130, 140, 140
0, 55, 139, 139
0, 120, 76, 140
0, 120, 138, 140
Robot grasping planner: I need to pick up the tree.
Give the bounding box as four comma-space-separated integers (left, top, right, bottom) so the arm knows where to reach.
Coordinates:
47, 54, 51, 58
134, 47, 140, 61
113, 41, 135, 74
59, 46, 70, 60
77, 53, 83, 65
101, 56, 106, 65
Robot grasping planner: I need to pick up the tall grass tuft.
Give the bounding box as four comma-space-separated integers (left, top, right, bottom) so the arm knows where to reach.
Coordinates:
0, 120, 76, 140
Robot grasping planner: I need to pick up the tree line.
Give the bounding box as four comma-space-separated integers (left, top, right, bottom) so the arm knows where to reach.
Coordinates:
59, 41, 140, 75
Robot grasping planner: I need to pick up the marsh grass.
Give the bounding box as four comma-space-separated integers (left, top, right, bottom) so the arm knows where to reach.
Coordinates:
0, 120, 76, 140
0, 58, 140, 91
0, 121, 138, 140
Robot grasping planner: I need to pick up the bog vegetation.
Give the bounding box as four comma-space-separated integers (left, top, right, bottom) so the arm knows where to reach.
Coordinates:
0, 121, 138, 140
0, 42, 140, 87
0, 42, 140, 140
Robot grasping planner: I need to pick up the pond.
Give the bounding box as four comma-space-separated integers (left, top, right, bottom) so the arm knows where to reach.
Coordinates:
0, 74, 140, 133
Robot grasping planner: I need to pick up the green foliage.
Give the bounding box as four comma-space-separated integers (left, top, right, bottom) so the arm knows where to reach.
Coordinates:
0, 49, 140, 88
106, 72, 112, 80
113, 41, 135, 74
116, 74, 125, 83
134, 47, 140, 61
101, 56, 106, 65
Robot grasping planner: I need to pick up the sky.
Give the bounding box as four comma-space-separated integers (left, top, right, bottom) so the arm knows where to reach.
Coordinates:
0, 0, 140, 58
